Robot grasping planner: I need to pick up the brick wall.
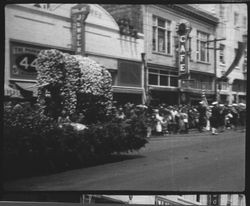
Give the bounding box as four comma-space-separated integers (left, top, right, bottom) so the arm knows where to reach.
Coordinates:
100, 4, 143, 33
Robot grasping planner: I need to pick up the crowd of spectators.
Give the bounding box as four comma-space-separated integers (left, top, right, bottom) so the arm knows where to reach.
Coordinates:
4, 100, 246, 137
111, 101, 246, 137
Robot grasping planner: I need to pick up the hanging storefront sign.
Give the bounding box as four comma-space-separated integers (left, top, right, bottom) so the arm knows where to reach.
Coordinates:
179, 35, 188, 74
10, 41, 74, 80
176, 20, 192, 75
10, 42, 41, 80
71, 4, 90, 55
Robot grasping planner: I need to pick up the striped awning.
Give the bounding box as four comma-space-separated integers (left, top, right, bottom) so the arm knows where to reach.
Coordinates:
15, 82, 38, 97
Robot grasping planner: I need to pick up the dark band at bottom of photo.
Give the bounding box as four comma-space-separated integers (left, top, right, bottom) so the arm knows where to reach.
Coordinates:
0, 194, 246, 206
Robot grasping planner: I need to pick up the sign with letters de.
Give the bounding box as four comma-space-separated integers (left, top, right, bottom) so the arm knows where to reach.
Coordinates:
71, 4, 90, 55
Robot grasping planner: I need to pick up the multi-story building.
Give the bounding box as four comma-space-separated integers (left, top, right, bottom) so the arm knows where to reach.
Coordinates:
82, 194, 246, 206
5, 4, 246, 106
103, 4, 219, 105
5, 4, 144, 104
192, 4, 247, 104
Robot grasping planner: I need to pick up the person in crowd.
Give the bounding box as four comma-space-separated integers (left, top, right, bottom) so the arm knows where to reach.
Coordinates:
206, 106, 212, 131
231, 104, 239, 130
225, 108, 233, 129
197, 101, 207, 132
238, 103, 246, 128
154, 109, 164, 135
161, 114, 169, 136
180, 106, 189, 134
218, 104, 227, 132
146, 107, 156, 138
210, 101, 220, 135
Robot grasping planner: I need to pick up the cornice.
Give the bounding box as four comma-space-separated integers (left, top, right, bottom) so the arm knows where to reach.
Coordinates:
161, 4, 219, 26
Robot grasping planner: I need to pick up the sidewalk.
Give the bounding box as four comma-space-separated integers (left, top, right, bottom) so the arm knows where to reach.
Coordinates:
150, 127, 245, 139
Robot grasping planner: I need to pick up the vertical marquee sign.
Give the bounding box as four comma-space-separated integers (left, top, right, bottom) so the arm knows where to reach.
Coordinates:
176, 20, 192, 75
71, 4, 90, 55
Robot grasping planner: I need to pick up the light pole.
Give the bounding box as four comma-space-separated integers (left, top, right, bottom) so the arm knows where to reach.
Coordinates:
205, 38, 226, 102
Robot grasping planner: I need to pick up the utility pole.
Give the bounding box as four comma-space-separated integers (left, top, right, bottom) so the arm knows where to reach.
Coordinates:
205, 38, 226, 102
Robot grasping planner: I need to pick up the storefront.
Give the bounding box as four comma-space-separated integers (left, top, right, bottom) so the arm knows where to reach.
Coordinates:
147, 65, 179, 105
7, 40, 74, 100
5, 4, 144, 105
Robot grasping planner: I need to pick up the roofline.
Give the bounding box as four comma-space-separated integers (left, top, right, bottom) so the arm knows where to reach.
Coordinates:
162, 4, 219, 26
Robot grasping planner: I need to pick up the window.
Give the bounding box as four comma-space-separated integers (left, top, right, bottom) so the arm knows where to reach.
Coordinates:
188, 37, 193, 61
197, 31, 209, 62
234, 12, 239, 26
118, 61, 141, 87
196, 195, 200, 202
148, 69, 178, 87
243, 16, 247, 28
243, 50, 247, 72
152, 16, 172, 54
219, 5, 225, 19
219, 44, 225, 64
235, 48, 239, 68
227, 194, 232, 206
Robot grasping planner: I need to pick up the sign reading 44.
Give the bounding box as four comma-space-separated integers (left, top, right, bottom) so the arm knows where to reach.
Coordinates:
16, 54, 38, 73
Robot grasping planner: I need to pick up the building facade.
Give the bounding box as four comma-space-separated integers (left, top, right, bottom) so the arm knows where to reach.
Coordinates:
5, 4, 144, 104
5, 4, 247, 106
103, 4, 219, 105
192, 3, 247, 104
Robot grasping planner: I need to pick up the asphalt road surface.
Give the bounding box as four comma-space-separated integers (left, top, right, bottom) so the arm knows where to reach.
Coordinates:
4, 129, 245, 192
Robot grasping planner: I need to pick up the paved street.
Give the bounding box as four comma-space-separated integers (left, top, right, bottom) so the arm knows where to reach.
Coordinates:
4, 129, 245, 192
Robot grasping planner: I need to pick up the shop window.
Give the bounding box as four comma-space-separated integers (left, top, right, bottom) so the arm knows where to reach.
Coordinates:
160, 75, 168, 86
152, 16, 172, 54
170, 76, 178, 87
148, 68, 178, 87
197, 31, 209, 63
117, 60, 141, 87
149, 73, 158, 85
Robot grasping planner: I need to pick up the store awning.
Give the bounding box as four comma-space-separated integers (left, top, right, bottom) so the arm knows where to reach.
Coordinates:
88, 55, 118, 70
112, 86, 143, 94
15, 82, 38, 97
4, 84, 23, 98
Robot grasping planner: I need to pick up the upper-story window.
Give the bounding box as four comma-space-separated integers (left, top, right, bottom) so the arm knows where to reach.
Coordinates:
152, 16, 172, 54
234, 12, 239, 26
243, 16, 247, 29
219, 44, 225, 64
219, 5, 225, 19
243, 50, 247, 72
196, 31, 209, 63
234, 48, 239, 68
